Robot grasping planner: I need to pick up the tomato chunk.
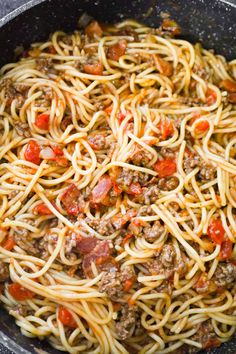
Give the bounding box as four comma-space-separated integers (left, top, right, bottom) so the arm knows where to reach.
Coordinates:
107, 40, 127, 61
123, 277, 136, 292
219, 79, 236, 93
152, 54, 173, 76
76, 235, 99, 254
58, 307, 77, 328
2, 235, 15, 251
122, 234, 134, 246
83, 62, 103, 75
33, 203, 54, 215
24, 140, 41, 165
219, 239, 233, 260
92, 175, 113, 203
8, 283, 35, 301
195, 120, 210, 134
35, 113, 50, 130
207, 218, 225, 245
85, 21, 103, 38
154, 159, 176, 178
61, 184, 80, 216
228, 92, 236, 103
206, 88, 217, 105
158, 119, 174, 139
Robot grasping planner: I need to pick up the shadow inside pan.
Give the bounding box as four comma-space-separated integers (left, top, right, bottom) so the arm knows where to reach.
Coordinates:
0, 0, 236, 353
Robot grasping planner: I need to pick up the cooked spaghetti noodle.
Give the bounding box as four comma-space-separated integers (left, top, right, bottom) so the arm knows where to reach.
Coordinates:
0, 18, 236, 354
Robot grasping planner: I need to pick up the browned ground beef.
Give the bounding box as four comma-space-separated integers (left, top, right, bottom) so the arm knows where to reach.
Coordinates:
14, 232, 39, 256
158, 176, 179, 191
0, 261, 9, 282
213, 262, 236, 288
85, 218, 115, 236
0, 78, 26, 108
99, 267, 135, 301
128, 220, 165, 242
159, 147, 177, 160
183, 152, 216, 181
35, 58, 54, 74
129, 149, 153, 166
116, 169, 149, 187
88, 134, 108, 150
190, 320, 220, 349
115, 304, 137, 340
133, 185, 160, 205
14, 121, 31, 138
147, 244, 187, 278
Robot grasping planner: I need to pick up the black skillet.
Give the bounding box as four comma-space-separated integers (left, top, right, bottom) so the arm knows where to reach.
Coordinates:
0, 0, 236, 353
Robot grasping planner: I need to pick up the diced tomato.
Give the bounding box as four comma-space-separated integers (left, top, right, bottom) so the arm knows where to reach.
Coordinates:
194, 273, 210, 294
83, 62, 103, 75
195, 120, 210, 134
219, 239, 233, 260
112, 182, 123, 196
203, 338, 221, 349
35, 113, 50, 130
82, 240, 116, 278
154, 159, 176, 178
8, 283, 35, 301
127, 183, 142, 195
161, 18, 181, 36
206, 88, 217, 105
107, 40, 127, 61
219, 79, 236, 93
76, 235, 99, 254
122, 234, 134, 246
158, 119, 174, 140
54, 156, 68, 167
61, 184, 80, 216
85, 21, 103, 38
123, 277, 136, 292
24, 140, 41, 165
112, 302, 121, 312
152, 54, 173, 77
2, 235, 15, 251
117, 111, 126, 123
92, 175, 113, 203
48, 46, 57, 54
58, 307, 77, 329
104, 105, 113, 115
33, 203, 54, 215
51, 145, 64, 156
207, 218, 225, 245
229, 92, 236, 103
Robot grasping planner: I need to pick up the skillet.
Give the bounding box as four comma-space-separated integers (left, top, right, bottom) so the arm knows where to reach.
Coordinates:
0, 0, 236, 353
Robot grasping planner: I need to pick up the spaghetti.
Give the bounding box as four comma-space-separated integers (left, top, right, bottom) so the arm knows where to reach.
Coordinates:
0, 18, 236, 354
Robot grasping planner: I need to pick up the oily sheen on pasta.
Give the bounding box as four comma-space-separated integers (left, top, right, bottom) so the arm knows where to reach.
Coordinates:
0, 18, 236, 354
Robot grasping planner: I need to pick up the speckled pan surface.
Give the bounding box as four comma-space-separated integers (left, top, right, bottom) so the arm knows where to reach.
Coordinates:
0, 0, 236, 353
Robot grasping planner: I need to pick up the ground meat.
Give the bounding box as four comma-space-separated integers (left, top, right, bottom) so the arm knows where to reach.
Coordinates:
99, 267, 135, 301
152, 280, 172, 294
212, 262, 236, 288
183, 152, 216, 181
14, 121, 31, 138
143, 221, 165, 242
178, 96, 203, 106
159, 147, 176, 160
14, 231, 39, 256
116, 26, 139, 41
116, 168, 149, 187
158, 176, 179, 191
88, 134, 108, 150
0, 78, 25, 108
38, 233, 58, 259
11, 304, 29, 317
61, 115, 73, 131
116, 304, 137, 340
64, 233, 77, 253
128, 220, 165, 242
0, 261, 9, 282
85, 218, 115, 236
35, 58, 54, 74
190, 320, 220, 350
133, 185, 160, 205
129, 148, 153, 167
198, 162, 216, 181
137, 206, 154, 216
147, 244, 187, 278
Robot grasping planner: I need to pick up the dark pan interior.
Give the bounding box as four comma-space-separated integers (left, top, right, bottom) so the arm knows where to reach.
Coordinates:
0, 0, 236, 353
